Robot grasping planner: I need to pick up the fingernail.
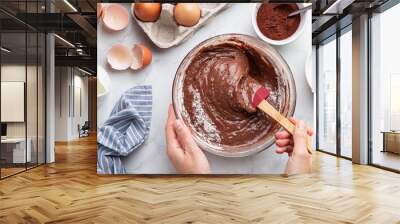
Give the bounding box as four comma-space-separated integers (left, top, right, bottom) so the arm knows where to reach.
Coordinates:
297, 120, 306, 131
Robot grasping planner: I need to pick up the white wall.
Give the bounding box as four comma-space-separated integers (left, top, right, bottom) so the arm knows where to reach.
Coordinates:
1, 63, 46, 164
1, 65, 40, 138
72, 74, 89, 138
54, 66, 69, 141
1, 65, 26, 138
54, 67, 89, 141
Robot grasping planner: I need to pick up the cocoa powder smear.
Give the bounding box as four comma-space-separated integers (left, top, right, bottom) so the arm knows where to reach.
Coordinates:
256, 3, 300, 40
182, 39, 286, 149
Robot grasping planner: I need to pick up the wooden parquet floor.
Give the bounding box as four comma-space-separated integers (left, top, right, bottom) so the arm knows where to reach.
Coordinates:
1, 135, 400, 224
1, 167, 26, 178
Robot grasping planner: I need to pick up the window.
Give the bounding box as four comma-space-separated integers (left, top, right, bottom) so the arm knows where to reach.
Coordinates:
318, 36, 337, 154
339, 28, 352, 158
389, 74, 400, 130
370, 3, 400, 171
317, 26, 353, 159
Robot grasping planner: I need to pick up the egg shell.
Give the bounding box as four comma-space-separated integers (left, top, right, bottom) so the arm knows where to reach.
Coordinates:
131, 44, 152, 70
107, 44, 133, 70
97, 3, 103, 20
103, 4, 129, 31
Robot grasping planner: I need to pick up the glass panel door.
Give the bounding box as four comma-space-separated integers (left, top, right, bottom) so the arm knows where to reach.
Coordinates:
38, 32, 45, 165
27, 31, 38, 169
1, 31, 27, 177
0, 0, 46, 179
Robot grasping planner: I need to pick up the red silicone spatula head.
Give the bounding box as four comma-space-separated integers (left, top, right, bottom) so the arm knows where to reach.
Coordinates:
251, 87, 270, 108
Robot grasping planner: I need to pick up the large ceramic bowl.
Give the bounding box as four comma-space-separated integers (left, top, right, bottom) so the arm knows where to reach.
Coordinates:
172, 34, 296, 157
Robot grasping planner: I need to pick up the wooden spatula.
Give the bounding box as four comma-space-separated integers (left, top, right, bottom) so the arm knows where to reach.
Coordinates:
251, 87, 313, 154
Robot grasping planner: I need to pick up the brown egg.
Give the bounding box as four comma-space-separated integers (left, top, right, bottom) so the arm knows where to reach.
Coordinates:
174, 3, 201, 27
133, 3, 161, 22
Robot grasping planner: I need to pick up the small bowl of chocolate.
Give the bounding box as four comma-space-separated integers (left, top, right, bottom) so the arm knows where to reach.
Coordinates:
252, 3, 310, 45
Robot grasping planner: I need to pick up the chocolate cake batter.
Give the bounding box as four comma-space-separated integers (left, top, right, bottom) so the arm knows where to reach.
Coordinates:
256, 3, 300, 41
182, 39, 285, 148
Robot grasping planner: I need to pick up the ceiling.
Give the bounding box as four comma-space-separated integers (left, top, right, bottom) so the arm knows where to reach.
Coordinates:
311, 0, 394, 44
0, 0, 96, 74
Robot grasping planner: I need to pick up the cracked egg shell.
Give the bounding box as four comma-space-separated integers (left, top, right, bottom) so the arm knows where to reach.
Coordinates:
103, 4, 129, 31
131, 44, 152, 70
97, 3, 104, 20
107, 44, 133, 70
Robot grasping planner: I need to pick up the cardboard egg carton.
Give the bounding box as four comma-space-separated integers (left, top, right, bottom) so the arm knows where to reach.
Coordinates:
133, 3, 230, 48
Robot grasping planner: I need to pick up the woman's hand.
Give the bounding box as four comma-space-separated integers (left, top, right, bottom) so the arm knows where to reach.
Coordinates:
275, 118, 313, 175
165, 105, 211, 174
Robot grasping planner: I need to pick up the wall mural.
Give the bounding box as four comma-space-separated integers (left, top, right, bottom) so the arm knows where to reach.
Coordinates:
97, 3, 314, 174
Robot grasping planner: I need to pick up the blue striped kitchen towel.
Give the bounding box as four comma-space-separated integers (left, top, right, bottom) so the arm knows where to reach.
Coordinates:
97, 85, 152, 174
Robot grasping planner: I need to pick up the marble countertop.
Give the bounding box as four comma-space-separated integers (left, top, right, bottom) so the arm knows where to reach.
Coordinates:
97, 3, 314, 174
